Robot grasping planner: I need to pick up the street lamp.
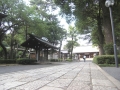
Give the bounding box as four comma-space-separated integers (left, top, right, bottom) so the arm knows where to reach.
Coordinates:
105, 0, 118, 67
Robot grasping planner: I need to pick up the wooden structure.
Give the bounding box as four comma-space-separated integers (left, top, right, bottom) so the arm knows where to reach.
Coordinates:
21, 34, 58, 62
73, 46, 99, 58
61, 50, 69, 60
61, 46, 99, 60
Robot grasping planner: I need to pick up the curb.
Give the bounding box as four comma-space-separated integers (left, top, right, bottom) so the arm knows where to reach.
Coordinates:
96, 64, 120, 89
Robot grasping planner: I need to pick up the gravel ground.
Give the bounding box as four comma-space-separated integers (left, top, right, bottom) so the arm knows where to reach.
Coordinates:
101, 67, 120, 82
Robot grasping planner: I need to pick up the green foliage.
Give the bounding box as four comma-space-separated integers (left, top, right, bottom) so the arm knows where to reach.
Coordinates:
50, 59, 59, 62
16, 51, 23, 58
64, 26, 79, 58
98, 64, 119, 67
54, 0, 120, 56
65, 40, 79, 50
0, 47, 2, 52
66, 58, 72, 62
0, 0, 67, 59
29, 0, 67, 46
93, 55, 120, 64
104, 43, 114, 55
16, 58, 37, 64
0, 59, 16, 64
58, 59, 63, 62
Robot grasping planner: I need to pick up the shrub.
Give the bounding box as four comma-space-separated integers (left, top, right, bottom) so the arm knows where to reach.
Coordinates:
50, 59, 58, 62
0, 59, 16, 64
16, 58, 37, 64
93, 55, 120, 64
57, 59, 63, 62
66, 58, 72, 62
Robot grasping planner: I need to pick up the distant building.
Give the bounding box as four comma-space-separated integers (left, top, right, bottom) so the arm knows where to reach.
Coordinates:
73, 46, 99, 58
61, 50, 69, 60
61, 46, 99, 60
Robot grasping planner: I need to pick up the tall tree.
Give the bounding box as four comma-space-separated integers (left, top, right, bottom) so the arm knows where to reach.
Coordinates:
30, 0, 67, 46
66, 26, 79, 59
0, 0, 31, 59
54, 0, 120, 55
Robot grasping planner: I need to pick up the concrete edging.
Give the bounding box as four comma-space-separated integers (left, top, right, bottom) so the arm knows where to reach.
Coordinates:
96, 64, 120, 89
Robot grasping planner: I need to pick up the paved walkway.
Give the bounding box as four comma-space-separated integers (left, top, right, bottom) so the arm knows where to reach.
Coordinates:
0, 62, 120, 90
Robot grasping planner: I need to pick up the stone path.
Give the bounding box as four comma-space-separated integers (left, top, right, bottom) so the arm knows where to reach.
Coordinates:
0, 62, 120, 90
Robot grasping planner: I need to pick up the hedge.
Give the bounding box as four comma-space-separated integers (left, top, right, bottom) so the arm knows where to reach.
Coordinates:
16, 58, 37, 64
50, 59, 59, 62
0, 59, 16, 64
93, 55, 120, 64
66, 58, 72, 62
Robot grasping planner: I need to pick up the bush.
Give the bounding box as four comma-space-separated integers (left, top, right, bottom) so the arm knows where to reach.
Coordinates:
0, 59, 16, 64
57, 59, 63, 62
66, 58, 72, 62
16, 58, 37, 64
50, 59, 59, 62
93, 55, 120, 64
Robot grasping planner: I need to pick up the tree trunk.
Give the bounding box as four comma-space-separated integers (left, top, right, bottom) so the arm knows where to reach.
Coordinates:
70, 37, 74, 59
58, 40, 62, 59
21, 48, 27, 58
0, 42, 7, 59
101, 0, 113, 44
97, 5, 105, 55
103, 16, 113, 44
98, 45, 104, 55
10, 33, 14, 59
21, 24, 28, 58
71, 46, 73, 60
0, 29, 7, 59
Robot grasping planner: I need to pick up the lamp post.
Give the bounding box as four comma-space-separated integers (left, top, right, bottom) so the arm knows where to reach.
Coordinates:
105, 0, 118, 67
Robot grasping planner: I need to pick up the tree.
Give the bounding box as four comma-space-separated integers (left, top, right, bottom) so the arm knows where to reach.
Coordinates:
54, 0, 120, 55
0, 0, 40, 59
30, 0, 67, 48
65, 26, 79, 59
0, 0, 32, 59
0, 0, 68, 59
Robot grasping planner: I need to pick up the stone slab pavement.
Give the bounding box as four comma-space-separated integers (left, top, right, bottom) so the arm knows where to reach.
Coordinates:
0, 62, 120, 90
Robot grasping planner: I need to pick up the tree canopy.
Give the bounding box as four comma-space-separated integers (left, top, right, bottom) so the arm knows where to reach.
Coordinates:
0, 0, 66, 59
54, 0, 120, 55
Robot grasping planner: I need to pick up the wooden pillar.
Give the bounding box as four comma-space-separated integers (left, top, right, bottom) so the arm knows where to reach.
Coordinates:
43, 48, 46, 62
43, 48, 48, 62
46, 48, 48, 61
36, 49, 38, 61
36, 48, 40, 62
38, 49, 40, 61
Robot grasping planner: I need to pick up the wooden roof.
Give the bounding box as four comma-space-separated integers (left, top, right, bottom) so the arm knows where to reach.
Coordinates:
21, 34, 58, 49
